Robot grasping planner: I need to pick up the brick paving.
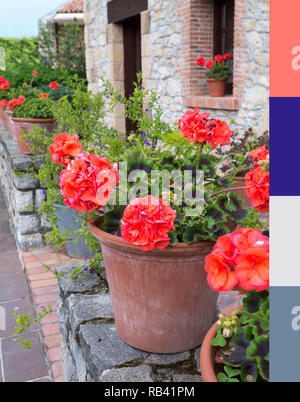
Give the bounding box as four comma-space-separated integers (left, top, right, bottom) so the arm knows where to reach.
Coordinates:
0, 185, 242, 382
0, 186, 83, 382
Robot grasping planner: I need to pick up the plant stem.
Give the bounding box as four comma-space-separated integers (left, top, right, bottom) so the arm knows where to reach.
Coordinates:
211, 186, 248, 198
198, 142, 205, 159
205, 166, 252, 187
234, 309, 269, 325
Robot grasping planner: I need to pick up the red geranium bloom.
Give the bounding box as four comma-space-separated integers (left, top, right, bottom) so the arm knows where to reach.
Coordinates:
121, 195, 176, 251
205, 252, 238, 292
235, 247, 269, 292
39, 93, 48, 99
196, 56, 205, 66
178, 109, 232, 148
59, 154, 119, 213
245, 167, 269, 212
230, 228, 269, 261
207, 120, 232, 149
50, 133, 82, 167
24, 82, 28, 86
178, 108, 209, 143
205, 60, 214, 69
49, 81, 59, 90
0, 79, 9, 90
205, 228, 269, 293
18, 95, 25, 104
7, 98, 22, 112
32, 70, 38, 76
0, 99, 8, 109
248, 145, 269, 167
223, 53, 231, 60
214, 54, 224, 63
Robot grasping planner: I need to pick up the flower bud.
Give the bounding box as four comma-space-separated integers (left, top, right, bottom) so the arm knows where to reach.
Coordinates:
222, 328, 232, 337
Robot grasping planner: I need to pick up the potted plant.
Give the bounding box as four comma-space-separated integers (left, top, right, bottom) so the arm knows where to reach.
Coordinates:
196, 54, 232, 97
199, 228, 269, 382
48, 77, 265, 354
11, 96, 56, 154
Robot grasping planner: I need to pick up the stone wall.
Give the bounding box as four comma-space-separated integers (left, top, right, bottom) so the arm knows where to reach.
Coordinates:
0, 123, 50, 250
84, 0, 269, 135
57, 261, 205, 382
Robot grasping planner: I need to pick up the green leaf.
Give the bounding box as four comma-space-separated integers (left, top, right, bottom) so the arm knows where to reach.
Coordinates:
217, 372, 228, 382
224, 365, 241, 378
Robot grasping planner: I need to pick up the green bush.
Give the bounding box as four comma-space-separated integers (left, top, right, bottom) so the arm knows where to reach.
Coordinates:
1, 64, 86, 90
13, 97, 54, 119
0, 37, 39, 71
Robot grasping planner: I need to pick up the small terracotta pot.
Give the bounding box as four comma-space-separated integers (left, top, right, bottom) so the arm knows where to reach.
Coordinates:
88, 219, 218, 353
11, 117, 56, 154
200, 306, 242, 382
207, 78, 227, 97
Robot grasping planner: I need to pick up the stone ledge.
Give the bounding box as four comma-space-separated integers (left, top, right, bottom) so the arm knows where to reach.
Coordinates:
0, 123, 49, 250
184, 96, 239, 111
56, 262, 204, 382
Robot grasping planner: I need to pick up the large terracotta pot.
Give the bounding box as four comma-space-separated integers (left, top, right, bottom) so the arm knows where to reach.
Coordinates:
207, 78, 227, 97
88, 219, 218, 353
11, 117, 56, 154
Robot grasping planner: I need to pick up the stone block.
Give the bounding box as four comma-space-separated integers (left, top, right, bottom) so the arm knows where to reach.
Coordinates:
100, 365, 154, 382
13, 173, 39, 191
67, 293, 114, 335
56, 262, 102, 298
79, 324, 148, 379
19, 214, 40, 234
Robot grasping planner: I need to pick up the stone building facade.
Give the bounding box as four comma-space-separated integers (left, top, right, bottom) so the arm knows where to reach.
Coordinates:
84, 0, 269, 135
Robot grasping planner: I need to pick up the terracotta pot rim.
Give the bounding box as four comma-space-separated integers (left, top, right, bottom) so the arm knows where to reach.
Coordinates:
11, 117, 56, 123
200, 305, 243, 382
206, 78, 227, 82
88, 217, 214, 256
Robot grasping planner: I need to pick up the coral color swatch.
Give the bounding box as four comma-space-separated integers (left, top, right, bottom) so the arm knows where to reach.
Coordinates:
270, 0, 300, 96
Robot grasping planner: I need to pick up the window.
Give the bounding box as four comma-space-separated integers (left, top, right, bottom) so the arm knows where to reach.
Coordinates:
214, 0, 234, 94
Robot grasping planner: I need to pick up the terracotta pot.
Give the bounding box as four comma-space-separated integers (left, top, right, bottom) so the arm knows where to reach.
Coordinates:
0, 109, 12, 129
88, 219, 218, 353
0, 108, 6, 126
231, 176, 252, 209
207, 78, 227, 97
199, 320, 218, 382
11, 117, 56, 154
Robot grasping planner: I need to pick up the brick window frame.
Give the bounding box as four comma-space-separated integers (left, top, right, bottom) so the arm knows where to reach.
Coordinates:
177, 0, 248, 111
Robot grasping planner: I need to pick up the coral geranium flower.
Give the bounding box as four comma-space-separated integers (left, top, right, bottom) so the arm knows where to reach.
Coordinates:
245, 167, 269, 212
235, 247, 269, 292
178, 108, 208, 143
59, 153, 119, 213
205, 252, 238, 292
50, 133, 82, 167
248, 145, 269, 165
178, 109, 232, 148
121, 195, 176, 251
207, 120, 232, 149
